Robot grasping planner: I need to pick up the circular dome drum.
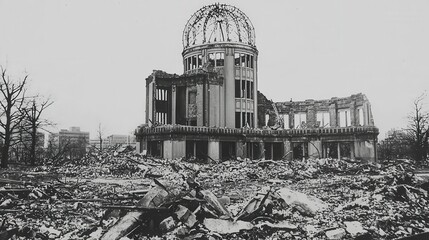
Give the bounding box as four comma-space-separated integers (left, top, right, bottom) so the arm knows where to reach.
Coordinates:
183, 3, 256, 49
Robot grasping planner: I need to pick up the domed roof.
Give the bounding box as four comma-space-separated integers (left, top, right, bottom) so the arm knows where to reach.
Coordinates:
183, 3, 256, 49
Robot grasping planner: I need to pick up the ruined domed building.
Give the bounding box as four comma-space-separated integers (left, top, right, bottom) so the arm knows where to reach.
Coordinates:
135, 3, 379, 161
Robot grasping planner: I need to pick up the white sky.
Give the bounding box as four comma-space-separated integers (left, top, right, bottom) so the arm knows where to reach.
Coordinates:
0, 0, 428, 139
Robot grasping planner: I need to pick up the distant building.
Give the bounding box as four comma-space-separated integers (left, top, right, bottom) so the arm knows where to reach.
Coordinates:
50, 127, 90, 159
58, 127, 90, 148
90, 134, 136, 149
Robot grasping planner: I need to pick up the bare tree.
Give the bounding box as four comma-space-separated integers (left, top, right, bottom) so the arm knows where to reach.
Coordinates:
21, 97, 53, 165
97, 123, 104, 151
0, 67, 27, 168
405, 93, 429, 164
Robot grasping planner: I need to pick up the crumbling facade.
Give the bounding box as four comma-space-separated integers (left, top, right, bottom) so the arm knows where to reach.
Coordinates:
135, 3, 379, 162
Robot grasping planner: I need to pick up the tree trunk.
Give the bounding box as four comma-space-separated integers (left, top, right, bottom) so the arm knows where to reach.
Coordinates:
30, 124, 37, 166
1, 139, 10, 168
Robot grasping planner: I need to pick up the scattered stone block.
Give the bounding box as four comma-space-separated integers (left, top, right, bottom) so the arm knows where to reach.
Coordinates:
344, 221, 367, 237
325, 228, 346, 240
277, 187, 328, 216
159, 216, 176, 232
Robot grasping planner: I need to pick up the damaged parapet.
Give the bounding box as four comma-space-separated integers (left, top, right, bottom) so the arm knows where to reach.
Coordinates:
135, 3, 379, 162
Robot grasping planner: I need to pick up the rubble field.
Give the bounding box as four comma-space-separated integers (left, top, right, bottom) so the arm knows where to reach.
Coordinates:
0, 150, 428, 240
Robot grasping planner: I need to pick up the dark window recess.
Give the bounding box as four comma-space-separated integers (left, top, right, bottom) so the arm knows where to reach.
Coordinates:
250, 82, 254, 99
234, 53, 240, 66
176, 86, 186, 125
235, 80, 241, 98
187, 57, 192, 71
246, 81, 251, 99
235, 112, 241, 128
221, 142, 236, 160
189, 120, 197, 126
241, 80, 246, 98
250, 55, 254, 68
246, 54, 251, 68
192, 56, 197, 69
242, 112, 246, 128
216, 53, 224, 66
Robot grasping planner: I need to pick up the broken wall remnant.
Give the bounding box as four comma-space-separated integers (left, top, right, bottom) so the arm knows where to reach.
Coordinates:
260, 93, 375, 129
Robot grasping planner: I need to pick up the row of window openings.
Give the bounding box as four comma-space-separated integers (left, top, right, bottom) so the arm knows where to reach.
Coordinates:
184, 53, 225, 71
235, 80, 254, 99
184, 52, 255, 71
236, 112, 254, 128
235, 53, 254, 68
266, 109, 365, 129
156, 89, 168, 101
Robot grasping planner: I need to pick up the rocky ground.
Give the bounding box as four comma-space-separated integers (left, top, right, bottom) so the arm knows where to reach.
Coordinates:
0, 149, 428, 239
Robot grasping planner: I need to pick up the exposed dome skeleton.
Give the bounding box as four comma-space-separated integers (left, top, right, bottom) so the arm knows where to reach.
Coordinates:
183, 3, 256, 49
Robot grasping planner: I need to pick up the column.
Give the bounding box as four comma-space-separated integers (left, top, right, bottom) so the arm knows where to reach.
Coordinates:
208, 140, 220, 162
337, 143, 341, 160
171, 85, 177, 124
224, 48, 235, 128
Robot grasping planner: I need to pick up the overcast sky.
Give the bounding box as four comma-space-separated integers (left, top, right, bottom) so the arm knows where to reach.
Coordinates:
0, 0, 428, 139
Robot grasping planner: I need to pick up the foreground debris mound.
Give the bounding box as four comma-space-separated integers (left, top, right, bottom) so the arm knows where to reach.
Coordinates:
0, 152, 428, 239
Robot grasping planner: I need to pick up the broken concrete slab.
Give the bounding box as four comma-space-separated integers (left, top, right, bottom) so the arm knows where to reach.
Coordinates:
276, 187, 328, 216
160, 216, 176, 232
325, 228, 346, 240
344, 221, 367, 237
203, 218, 253, 234
174, 205, 197, 228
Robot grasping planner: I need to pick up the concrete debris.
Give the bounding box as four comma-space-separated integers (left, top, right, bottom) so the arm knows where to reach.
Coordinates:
277, 187, 328, 216
159, 216, 177, 232
203, 218, 253, 234
325, 228, 346, 239
0, 147, 428, 239
344, 221, 367, 237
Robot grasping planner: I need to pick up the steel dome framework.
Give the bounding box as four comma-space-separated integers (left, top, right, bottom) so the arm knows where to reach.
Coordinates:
182, 3, 256, 49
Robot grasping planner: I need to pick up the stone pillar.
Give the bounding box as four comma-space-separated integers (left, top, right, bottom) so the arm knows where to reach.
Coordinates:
172, 140, 186, 159
308, 140, 322, 159
196, 84, 204, 126
259, 142, 265, 160
283, 140, 292, 160
236, 141, 245, 159
163, 140, 186, 160
172, 85, 176, 124
329, 103, 337, 127
363, 103, 369, 126
209, 84, 220, 127
307, 104, 316, 127
147, 81, 154, 126
163, 140, 173, 159
136, 141, 141, 153
337, 143, 341, 160
208, 140, 220, 162
350, 101, 357, 126
224, 48, 235, 128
